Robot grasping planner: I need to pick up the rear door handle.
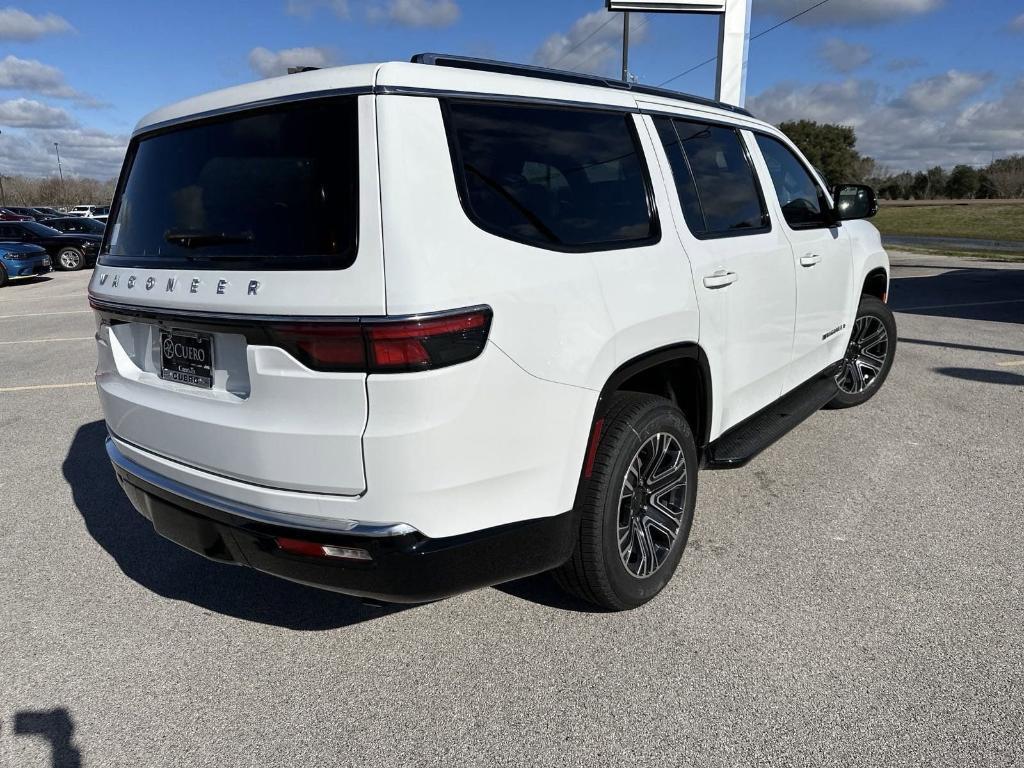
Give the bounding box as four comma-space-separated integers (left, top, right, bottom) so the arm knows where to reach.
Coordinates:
703, 270, 738, 289
800, 254, 823, 268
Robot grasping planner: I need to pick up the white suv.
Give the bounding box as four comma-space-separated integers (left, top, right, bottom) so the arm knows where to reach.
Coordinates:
89, 55, 896, 610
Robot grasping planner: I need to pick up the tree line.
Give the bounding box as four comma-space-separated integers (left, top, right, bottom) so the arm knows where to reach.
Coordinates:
779, 120, 1024, 200
0, 174, 116, 209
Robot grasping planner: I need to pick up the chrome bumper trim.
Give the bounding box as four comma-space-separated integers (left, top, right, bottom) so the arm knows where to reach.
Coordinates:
105, 437, 418, 537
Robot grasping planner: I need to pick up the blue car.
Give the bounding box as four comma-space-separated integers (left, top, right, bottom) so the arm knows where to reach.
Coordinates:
0, 242, 51, 287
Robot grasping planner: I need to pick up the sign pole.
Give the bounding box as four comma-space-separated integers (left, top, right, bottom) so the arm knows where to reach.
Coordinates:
621, 11, 630, 82
714, 0, 751, 106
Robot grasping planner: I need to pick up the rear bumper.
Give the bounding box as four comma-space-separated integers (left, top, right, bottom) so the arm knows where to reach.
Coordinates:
108, 438, 577, 603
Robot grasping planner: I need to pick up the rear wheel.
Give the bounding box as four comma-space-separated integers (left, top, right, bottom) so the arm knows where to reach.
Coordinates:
57, 247, 84, 271
827, 295, 897, 409
555, 393, 698, 611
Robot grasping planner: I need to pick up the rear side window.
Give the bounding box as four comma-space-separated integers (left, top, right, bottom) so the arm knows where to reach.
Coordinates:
101, 96, 359, 271
655, 117, 768, 238
754, 135, 831, 228
445, 101, 659, 251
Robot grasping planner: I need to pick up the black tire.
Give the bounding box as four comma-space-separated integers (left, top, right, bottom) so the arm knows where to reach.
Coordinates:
827, 295, 897, 410
56, 247, 84, 271
0, 264, 7, 288
554, 392, 698, 611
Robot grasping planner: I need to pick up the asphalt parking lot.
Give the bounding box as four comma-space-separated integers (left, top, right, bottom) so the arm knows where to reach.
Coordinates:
1, 253, 1022, 767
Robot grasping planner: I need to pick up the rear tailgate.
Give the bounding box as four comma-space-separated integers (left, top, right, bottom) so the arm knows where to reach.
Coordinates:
90, 92, 384, 495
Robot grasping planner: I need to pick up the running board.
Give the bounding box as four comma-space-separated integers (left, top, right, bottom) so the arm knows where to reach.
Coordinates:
704, 371, 840, 470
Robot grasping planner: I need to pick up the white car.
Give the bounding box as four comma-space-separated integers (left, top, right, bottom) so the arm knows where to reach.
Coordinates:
69, 205, 109, 218
88, 54, 895, 610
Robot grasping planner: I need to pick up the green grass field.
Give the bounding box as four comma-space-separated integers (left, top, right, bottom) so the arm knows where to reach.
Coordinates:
873, 204, 1024, 242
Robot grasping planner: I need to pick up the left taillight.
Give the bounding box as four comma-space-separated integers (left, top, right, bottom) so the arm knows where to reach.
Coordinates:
269, 306, 492, 373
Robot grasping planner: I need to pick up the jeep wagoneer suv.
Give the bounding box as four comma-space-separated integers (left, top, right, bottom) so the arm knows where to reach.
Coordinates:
90, 55, 895, 610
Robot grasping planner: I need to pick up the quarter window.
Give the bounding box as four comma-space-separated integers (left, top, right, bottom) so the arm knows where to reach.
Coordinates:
446, 101, 659, 250
655, 117, 768, 237
755, 135, 831, 228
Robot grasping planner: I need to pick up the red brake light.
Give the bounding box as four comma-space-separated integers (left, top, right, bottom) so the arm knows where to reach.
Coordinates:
268, 307, 492, 373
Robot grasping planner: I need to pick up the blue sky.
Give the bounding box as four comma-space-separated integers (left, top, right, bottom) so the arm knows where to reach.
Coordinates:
1, 0, 1022, 178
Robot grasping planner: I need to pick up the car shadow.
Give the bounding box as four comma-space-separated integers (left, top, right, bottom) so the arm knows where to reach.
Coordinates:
495, 572, 600, 613
2, 274, 53, 288
933, 367, 1024, 386
13, 708, 81, 768
889, 265, 1024, 325
63, 421, 407, 630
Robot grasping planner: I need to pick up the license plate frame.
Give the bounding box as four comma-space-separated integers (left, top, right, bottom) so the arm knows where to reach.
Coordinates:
160, 329, 214, 389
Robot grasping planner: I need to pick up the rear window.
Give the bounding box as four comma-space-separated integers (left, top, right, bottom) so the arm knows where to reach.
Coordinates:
445, 101, 659, 251
101, 96, 359, 271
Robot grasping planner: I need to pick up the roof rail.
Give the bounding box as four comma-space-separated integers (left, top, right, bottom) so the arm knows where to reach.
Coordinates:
410, 52, 754, 118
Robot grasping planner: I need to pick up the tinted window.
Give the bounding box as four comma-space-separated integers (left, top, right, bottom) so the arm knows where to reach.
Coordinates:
654, 118, 707, 236
659, 119, 767, 236
755, 135, 829, 228
446, 101, 657, 250
102, 96, 359, 270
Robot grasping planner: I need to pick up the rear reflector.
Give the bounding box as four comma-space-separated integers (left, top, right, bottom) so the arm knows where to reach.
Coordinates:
269, 306, 492, 373
275, 537, 372, 561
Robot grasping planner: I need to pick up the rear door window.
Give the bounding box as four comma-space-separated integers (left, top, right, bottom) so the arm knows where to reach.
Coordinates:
102, 96, 360, 271
445, 101, 659, 251
655, 117, 769, 238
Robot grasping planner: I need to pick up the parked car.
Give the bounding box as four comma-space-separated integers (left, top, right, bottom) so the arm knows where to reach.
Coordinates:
4, 206, 56, 221
0, 208, 32, 221
94, 216, 108, 225
69, 204, 107, 218
0, 242, 51, 286
0, 220, 101, 270
44, 216, 106, 235
89, 55, 895, 610
31, 206, 63, 218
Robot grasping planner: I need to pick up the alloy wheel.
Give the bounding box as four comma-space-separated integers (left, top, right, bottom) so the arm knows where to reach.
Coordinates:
617, 432, 688, 579
836, 315, 889, 395
59, 249, 81, 270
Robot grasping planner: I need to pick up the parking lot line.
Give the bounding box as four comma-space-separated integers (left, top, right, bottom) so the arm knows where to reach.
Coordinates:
996, 360, 1024, 367
0, 382, 94, 393
0, 336, 93, 346
0, 309, 93, 319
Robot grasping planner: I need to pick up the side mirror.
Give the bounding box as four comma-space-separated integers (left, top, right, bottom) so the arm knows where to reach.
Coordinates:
832, 184, 879, 221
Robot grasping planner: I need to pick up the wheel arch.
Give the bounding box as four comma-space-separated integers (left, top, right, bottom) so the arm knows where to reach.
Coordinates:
862, 267, 889, 302
594, 343, 712, 450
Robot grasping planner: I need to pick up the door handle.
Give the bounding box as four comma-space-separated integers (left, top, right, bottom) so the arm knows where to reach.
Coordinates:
800, 254, 823, 268
703, 270, 738, 289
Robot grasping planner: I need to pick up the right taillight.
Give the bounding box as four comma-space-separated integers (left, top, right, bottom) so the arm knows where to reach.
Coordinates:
269, 306, 492, 373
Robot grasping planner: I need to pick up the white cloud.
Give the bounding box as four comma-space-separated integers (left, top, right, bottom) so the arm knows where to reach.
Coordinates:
748, 71, 1024, 170
533, 10, 647, 76
0, 97, 74, 128
1009, 13, 1024, 32
0, 7, 74, 41
247, 46, 339, 78
755, 0, 943, 26
0, 55, 98, 104
285, 0, 349, 18
818, 38, 873, 73
0, 126, 127, 178
370, 0, 459, 27
895, 70, 991, 113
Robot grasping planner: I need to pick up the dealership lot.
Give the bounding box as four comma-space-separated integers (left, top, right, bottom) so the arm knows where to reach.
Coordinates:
1, 254, 1022, 767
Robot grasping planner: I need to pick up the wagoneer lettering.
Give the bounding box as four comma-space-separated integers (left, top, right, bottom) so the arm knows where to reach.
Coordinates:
90, 54, 895, 610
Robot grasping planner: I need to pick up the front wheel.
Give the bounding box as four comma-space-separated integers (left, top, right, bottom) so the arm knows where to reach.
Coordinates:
56, 247, 84, 271
554, 393, 698, 611
827, 295, 897, 409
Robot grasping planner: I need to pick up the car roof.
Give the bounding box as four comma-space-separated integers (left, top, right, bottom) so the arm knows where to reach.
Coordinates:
135, 58, 777, 137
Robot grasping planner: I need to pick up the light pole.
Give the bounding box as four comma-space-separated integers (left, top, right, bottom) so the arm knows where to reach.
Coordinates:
54, 141, 65, 209
0, 129, 6, 207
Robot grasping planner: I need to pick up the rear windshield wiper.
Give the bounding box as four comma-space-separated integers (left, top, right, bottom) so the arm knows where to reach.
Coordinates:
164, 229, 254, 249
